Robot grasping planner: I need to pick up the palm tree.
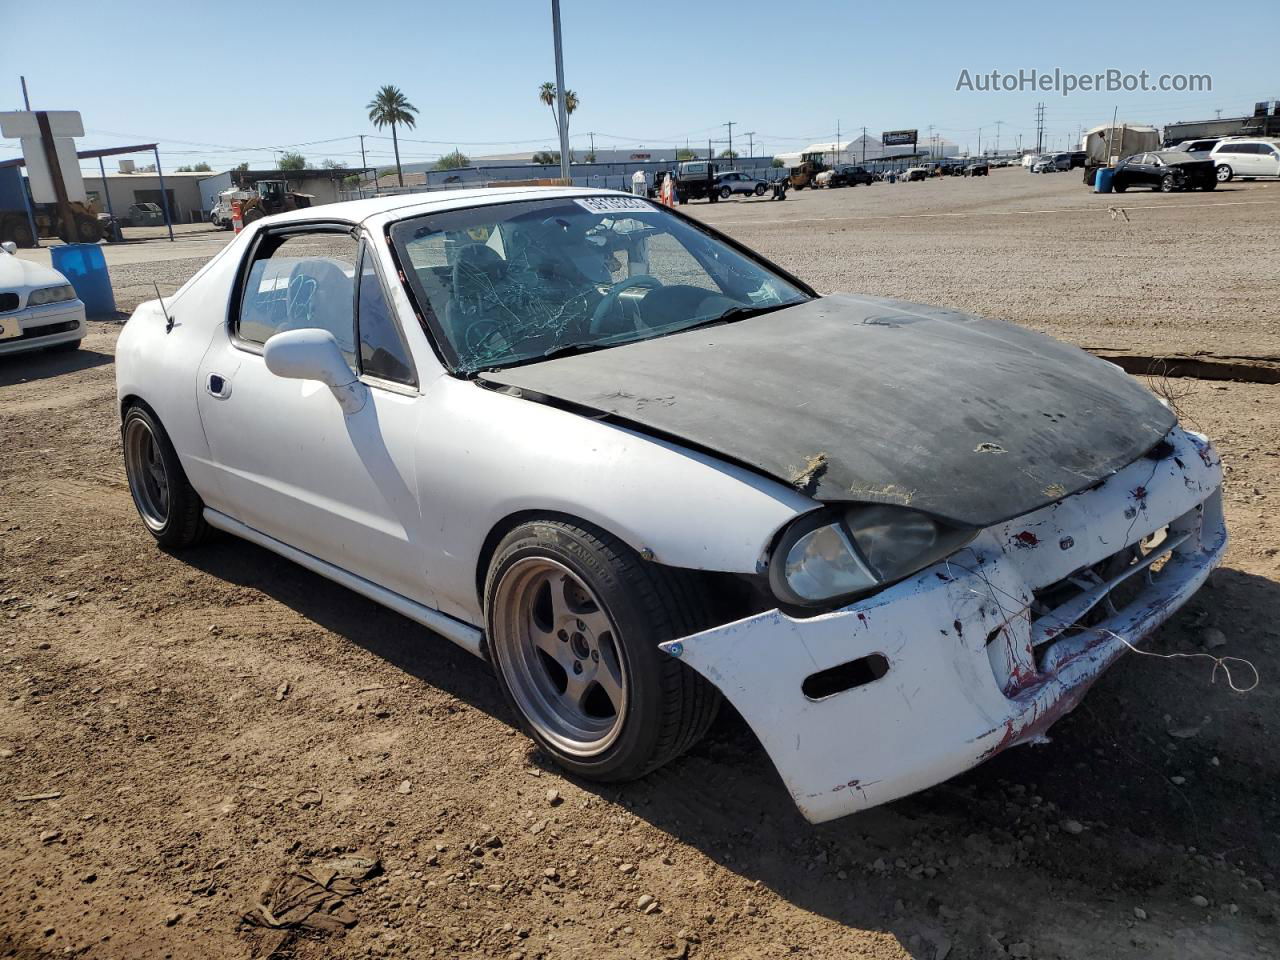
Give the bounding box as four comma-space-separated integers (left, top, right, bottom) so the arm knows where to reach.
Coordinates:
367, 84, 419, 187
538, 82, 579, 159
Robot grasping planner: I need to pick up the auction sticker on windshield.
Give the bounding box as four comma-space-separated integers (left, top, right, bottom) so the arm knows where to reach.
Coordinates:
574, 196, 654, 215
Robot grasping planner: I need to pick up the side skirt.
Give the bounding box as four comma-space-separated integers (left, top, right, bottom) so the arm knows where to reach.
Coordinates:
203, 508, 487, 659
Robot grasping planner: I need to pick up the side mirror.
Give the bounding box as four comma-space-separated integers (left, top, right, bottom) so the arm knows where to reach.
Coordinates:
263, 328, 366, 414
1, 241, 17, 255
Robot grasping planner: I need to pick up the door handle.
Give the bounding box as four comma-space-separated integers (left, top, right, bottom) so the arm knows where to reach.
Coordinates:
206, 373, 232, 399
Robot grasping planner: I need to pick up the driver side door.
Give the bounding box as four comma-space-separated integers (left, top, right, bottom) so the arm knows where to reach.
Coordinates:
195, 224, 434, 605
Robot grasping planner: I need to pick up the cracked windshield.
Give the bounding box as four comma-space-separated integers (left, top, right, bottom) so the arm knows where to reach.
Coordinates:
389, 196, 809, 373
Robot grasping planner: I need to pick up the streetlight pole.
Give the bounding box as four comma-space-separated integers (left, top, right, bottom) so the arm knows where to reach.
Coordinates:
551, 0, 572, 183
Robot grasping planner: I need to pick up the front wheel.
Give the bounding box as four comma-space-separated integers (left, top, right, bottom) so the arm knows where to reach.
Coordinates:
1201, 180, 1217, 191
1160, 175, 1177, 192
485, 519, 720, 781
1215, 164, 1233, 183
1113, 182, 1128, 193
754, 183, 766, 196
122, 405, 210, 548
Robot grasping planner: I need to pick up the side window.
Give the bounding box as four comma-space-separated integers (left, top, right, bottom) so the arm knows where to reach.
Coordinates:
238, 231, 358, 366
356, 249, 416, 387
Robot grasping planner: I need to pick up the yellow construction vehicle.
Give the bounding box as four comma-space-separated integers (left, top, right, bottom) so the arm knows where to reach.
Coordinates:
239, 180, 314, 224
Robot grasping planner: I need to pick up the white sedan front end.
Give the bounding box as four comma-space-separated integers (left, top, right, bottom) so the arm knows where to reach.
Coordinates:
0, 243, 86, 356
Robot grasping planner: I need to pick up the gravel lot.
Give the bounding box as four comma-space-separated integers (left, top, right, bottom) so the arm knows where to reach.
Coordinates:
2, 173, 1277, 960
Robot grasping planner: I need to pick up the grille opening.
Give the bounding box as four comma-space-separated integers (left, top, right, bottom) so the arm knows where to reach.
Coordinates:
0, 293, 19, 312
1028, 525, 1173, 659
802, 654, 889, 701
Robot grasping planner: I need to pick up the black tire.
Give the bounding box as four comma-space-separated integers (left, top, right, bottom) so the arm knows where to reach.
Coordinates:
718, 186, 732, 200
1113, 182, 1128, 193
122, 404, 210, 548
1215, 164, 1232, 183
754, 183, 766, 196
485, 519, 721, 782
1201, 180, 1216, 191
1160, 175, 1177, 193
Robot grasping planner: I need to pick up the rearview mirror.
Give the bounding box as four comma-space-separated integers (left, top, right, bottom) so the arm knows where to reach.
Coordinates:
263, 328, 366, 414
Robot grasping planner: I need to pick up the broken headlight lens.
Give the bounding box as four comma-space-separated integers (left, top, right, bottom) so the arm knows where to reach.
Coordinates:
771, 506, 976, 606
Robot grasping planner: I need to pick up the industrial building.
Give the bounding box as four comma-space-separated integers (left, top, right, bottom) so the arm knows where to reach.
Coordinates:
79, 164, 209, 224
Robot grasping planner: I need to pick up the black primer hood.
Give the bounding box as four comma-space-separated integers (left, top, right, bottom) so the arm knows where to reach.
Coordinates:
479, 295, 1176, 527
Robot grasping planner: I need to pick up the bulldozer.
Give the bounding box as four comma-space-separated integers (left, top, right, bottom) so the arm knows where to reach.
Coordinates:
787, 152, 831, 191
239, 180, 314, 224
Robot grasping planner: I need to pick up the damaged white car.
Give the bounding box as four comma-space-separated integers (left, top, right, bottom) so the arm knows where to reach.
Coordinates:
116, 188, 1226, 823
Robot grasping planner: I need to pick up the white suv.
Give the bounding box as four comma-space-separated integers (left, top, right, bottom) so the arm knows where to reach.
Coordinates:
1209, 137, 1280, 182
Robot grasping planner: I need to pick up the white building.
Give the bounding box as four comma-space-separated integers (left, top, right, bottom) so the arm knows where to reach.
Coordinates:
79, 168, 210, 224
775, 135, 959, 167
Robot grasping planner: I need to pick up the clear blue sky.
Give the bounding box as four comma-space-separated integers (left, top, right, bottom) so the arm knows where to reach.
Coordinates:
4, 0, 1277, 170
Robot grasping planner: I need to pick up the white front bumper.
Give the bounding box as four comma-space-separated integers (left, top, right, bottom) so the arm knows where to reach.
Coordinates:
663, 427, 1226, 823
0, 300, 87, 356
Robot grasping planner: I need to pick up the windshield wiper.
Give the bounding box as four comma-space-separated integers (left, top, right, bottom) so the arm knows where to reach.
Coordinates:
679, 299, 801, 332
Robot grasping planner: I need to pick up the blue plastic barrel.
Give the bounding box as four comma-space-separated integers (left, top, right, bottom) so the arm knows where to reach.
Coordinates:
50, 243, 116, 317
1093, 168, 1114, 194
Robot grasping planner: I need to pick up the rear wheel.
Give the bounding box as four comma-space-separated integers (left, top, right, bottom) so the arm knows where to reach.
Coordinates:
754, 183, 766, 196
122, 405, 210, 548
1215, 164, 1233, 183
1113, 182, 1127, 193
1159, 174, 1177, 193
718, 186, 732, 199
485, 519, 720, 781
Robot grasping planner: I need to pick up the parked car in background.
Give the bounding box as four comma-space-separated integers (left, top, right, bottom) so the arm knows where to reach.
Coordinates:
714, 171, 769, 198
1209, 137, 1280, 182
902, 166, 928, 181
1169, 138, 1223, 157
126, 202, 165, 227
962, 161, 989, 177
0, 240, 86, 356
114, 186, 1226, 825
1032, 154, 1070, 173
1111, 152, 1217, 192
815, 165, 875, 188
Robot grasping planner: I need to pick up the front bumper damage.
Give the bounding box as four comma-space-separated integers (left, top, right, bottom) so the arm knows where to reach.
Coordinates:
662, 427, 1226, 823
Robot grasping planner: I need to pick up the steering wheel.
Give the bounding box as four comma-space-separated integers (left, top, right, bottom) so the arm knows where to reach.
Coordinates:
588, 275, 662, 334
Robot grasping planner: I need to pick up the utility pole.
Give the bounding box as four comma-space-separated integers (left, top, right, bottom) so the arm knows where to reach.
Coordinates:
977, 127, 982, 156
861, 125, 867, 162
927, 124, 936, 160
1035, 102, 1045, 155
1215, 108, 1222, 119
359, 134, 374, 197
745, 131, 755, 158
550, 0, 572, 183
835, 119, 840, 165
589, 131, 595, 157
20, 75, 31, 110
994, 119, 1003, 155
723, 121, 734, 160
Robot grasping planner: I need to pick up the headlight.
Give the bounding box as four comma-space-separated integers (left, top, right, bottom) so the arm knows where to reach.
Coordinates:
770, 505, 977, 606
27, 284, 77, 306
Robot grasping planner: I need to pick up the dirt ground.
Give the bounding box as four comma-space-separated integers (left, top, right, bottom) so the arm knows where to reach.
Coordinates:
2, 172, 1277, 960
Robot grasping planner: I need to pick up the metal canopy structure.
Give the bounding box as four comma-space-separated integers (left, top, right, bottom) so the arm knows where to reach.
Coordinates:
1, 142, 173, 244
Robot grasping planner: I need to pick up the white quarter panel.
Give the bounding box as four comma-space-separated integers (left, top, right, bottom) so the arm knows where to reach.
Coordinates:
413, 377, 817, 624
